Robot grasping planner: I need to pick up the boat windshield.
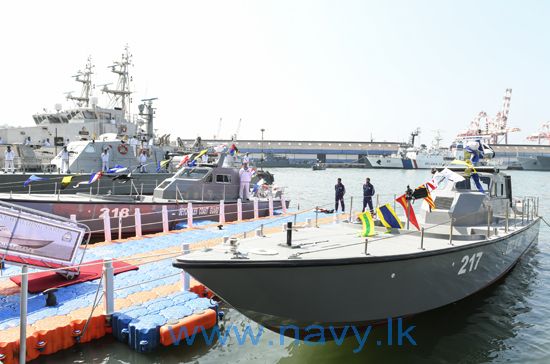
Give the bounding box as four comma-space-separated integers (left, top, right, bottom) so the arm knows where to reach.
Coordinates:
455, 175, 491, 192
177, 168, 210, 180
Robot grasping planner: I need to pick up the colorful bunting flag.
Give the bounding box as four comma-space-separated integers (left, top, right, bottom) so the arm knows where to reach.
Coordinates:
156, 159, 171, 172
229, 144, 239, 156
358, 211, 376, 237
61, 176, 73, 189
177, 154, 192, 168
376, 204, 403, 230
73, 171, 103, 188
395, 194, 420, 230
106, 165, 128, 174
23, 175, 47, 187
193, 149, 209, 161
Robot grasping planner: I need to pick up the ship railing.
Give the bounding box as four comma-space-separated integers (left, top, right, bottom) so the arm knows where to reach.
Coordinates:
255, 193, 541, 258
69, 194, 289, 242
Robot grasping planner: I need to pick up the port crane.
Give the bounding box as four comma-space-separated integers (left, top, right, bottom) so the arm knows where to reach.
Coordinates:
456, 88, 520, 144
526, 122, 550, 144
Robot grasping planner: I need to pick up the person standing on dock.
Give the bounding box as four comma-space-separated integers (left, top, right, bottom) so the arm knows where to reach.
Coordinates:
335, 178, 346, 212
363, 177, 375, 214
101, 148, 110, 172
60, 146, 70, 173
239, 162, 253, 200
4, 146, 15, 173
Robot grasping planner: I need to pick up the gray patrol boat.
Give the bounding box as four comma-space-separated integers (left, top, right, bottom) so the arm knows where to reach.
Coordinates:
0, 153, 286, 237
173, 167, 540, 333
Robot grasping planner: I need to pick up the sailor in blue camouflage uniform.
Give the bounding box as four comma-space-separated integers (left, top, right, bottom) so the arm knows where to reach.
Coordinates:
334, 178, 346, 212
363, 177, 375, 214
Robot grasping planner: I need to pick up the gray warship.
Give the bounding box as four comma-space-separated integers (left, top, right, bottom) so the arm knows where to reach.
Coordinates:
174, 167, 540, 333
0, 153, 286, 237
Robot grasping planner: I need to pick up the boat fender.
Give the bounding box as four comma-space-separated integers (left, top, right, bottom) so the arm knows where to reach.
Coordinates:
118, 144, 128, 155
43, 288, 58, 307
120, 328, 129, 341
36, 340, 47, 352
139, 340, 149, 352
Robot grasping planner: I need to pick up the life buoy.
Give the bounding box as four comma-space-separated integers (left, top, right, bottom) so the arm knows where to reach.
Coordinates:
118, 144, 128, 155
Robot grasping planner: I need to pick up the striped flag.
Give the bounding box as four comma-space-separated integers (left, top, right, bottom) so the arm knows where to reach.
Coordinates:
359, 211, 376, 237
73, 171, 103, 188
23, 175, 47, 187
177, 154, 192, 168
193, 149, 209, 161
376, 204, 403, 229
395, 194, 420, 230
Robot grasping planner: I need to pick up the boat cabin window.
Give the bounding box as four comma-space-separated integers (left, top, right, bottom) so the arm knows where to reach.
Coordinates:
455, 175, 491, 193
82, 111, 97, 119
178, 168, 209, 180
216, 174, 231, 183
84, 145, 96, 153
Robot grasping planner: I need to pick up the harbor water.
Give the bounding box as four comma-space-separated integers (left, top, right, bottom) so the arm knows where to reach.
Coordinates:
38, 168, 550, 363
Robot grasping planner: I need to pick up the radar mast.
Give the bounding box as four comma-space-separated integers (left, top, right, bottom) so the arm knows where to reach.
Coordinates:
66, 56, 94, 107
102, 45, 133, 121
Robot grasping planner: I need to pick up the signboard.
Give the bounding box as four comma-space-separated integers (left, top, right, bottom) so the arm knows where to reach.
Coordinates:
0, 205, 86, 265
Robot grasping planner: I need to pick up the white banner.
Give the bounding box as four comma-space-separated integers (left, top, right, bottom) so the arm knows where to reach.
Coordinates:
0, 205, 86, 265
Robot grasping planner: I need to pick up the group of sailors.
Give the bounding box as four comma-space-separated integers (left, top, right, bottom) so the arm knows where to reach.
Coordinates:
335, 177, 376, 214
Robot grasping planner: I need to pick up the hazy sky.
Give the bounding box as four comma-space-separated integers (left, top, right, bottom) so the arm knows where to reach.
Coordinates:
1, 0, 549, 146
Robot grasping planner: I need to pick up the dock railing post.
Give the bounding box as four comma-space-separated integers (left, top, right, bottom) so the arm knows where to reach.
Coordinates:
181, 243, 190, 291
505, 203, 509, 233
406, 200, 410, 230
103, 213, 112, 243
420, 227, 425, 250
268, 197, 274, 217
376, 194, 380, 210
253, 198, 259, 219
393, 194, 396, 213
349, 196, 353, 222
237, 198, 243, 221
162, 205, 169, 233
521, 198, 525, 225
527, 199, 530, 222
103, 259, 114, 324
513, 202, 517, 229
219, 200, 226, 224
187, 202, 193, 228
135, 208, 142, 238
118, 215, 122, 240
315, 207, 319, 228
487, 207, 492, 238
449, 218, 454, 245
19, 265, 28, 364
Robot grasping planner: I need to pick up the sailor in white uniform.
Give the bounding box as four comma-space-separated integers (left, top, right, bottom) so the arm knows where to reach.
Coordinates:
4, 146, 15, 173
60, 146, 70, 173
139, 150, 148, 173
238, 162, 254, 200
129, 136, 138, 156
101, 148, 110, 172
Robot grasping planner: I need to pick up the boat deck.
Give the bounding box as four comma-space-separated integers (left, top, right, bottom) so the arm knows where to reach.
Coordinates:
180, 217, 529, 263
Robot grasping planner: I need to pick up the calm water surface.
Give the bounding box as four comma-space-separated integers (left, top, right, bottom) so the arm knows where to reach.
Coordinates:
43, 169, 550, 363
